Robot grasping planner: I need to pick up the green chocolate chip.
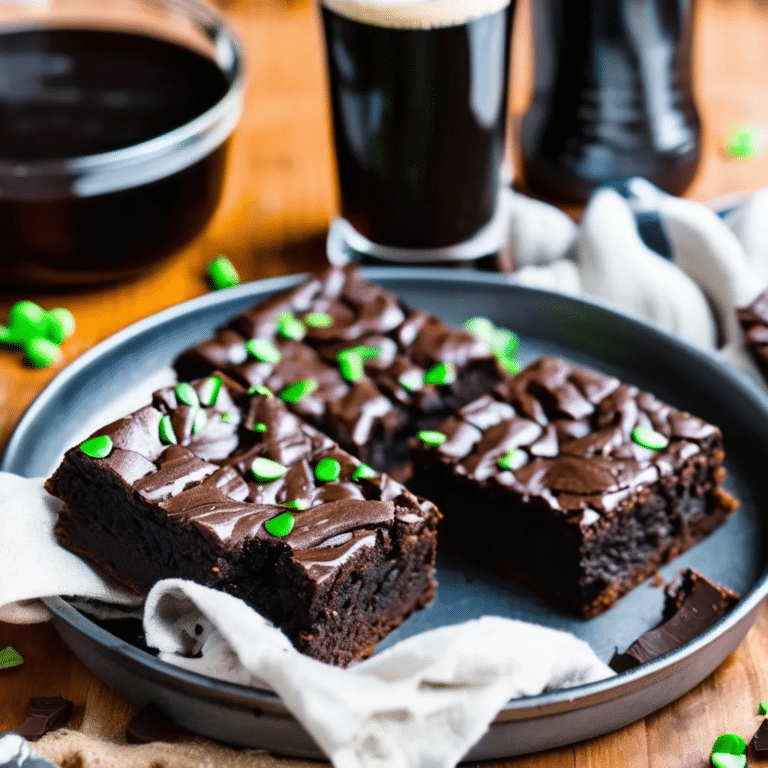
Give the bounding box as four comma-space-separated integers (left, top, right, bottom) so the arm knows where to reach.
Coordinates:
220, 412, 237, 423
348, 345, 381, 360
0, 646, 24, 669
207, 256, 240, 290
159, 414, 178, 445
398, 370, 424, 392
712, 734, 747, 756
276, 312, 305, 341
711, 754, 746, 768
464, 316, 495, 341
246, 338, 281, 364
304, 312, 334, 328
424, 361, 456, 386
79, 435, 113, 459
8, 300, 47, 340
251, 457, 288, 482
631, 425, 669, 451
759, 701, 768, 715
43, 308, 75, 344
315, 457, 341, 482
249, 384, 274, 397
253, 422, 268, 433
199, 375, 223, 407
0, 324, 22, 347
175, 382, 200, 408
192, 410, 208, 435
490, 327, 520, 359
24, 337, 62, 368
280, 378, 318, 403
265, 511, 295, 537
338, 349, 364, 382
417, 430, 448, 447
497, 449, 526, 471
285, 498, 310, 510
352, 463, 376, 481
499, 357, 520, 375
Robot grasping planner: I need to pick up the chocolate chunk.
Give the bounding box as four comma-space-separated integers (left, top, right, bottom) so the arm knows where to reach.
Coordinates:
126, 704, 187, 744
15, 696, 74, 740
751, 718, 768, 757
610, 569, 740, 672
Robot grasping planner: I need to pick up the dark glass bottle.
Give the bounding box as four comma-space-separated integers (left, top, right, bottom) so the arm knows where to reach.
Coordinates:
520, 0, 701, 203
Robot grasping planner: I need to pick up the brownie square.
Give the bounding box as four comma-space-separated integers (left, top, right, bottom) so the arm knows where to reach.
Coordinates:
46, 373, 440, 666
410, 356, 739, 618
173, 264, 507, 475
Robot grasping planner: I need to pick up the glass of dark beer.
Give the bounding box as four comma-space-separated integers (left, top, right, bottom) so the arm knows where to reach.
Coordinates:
320, 0, 515, 264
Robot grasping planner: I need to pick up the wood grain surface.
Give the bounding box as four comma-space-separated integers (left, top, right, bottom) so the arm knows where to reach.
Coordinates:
3, 0, 768, 765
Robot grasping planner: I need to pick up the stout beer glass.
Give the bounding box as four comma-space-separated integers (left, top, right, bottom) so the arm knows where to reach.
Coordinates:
321, 0, 515, 264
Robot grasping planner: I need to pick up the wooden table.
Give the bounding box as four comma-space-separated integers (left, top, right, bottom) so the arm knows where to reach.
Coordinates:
3, 0, 768, 764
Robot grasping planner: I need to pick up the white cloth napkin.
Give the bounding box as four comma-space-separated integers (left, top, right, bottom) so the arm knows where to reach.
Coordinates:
4, 179, 768, 767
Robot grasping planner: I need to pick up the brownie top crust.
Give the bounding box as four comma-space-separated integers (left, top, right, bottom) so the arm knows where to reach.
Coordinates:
48, 372, 438, 585
173, 265, 506, 470
414, 355, 727, 521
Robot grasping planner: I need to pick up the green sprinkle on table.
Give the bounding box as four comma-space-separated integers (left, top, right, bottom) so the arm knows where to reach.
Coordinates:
276, 312, 305, 340
304, 312, 334, 328
24, 337, 62, 368
44, 308, 76, 344
0, 646, 24, 669
246, 338, 281, 364
253, 422, 268, 433
315, 457, 342, 482
265, 511, 295, 537
207, 256, 240, 290
249, 385, 273, 397
285, 498, 310, 510
252, 457, 288, 482
352, 463, 376, 481
498, 449, 526, 471
417, 430, 448, 447
712, 734, 747, 756
200, 375, 223, 407
79, 435, 113, 459
159, 414, 178, 445
759, 701, 768, 715
631, 425, 669, 450
280, 378, 318, 403
192, 410, 208, 435
175, 382, 200, 408
338, 349, 364, 382
8, 300, 47, 340
424, 361, 456, 386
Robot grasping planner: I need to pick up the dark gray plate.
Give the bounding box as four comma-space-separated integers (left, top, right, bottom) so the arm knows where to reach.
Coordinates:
3, 268, 768, 760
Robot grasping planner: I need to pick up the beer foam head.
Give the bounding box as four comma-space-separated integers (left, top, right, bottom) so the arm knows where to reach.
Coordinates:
320, 0, 511, 29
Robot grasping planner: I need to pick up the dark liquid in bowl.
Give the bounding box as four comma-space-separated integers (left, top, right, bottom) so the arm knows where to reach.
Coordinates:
322, 5, 512, 250
0, 28, 231, 286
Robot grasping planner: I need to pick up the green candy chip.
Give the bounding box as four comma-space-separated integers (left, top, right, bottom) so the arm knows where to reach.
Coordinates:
285, 498, 310, 510
253, 422, 268, 433
43, 308, 76, 344
246, 338, 281, 364
207, 256, 240, 290
80, 435, 113, 459
199, 375, 223, 407
711, 734, 747, 756
497, 449, 526, 471
0, 646, 24, 669
464, 316, 495, 341
276, 312, 305, 341
8, 300, 47, 340
220, 412, 237, 423
251, 457, 288, 482
711, 754, 746, 768
417, 430, 448, 447
159, 414, 178, 445
265, 511, 295, 537
631, 425, 669, 451
192, 410, 208, 435
304, 312, 334, 328
424, 361, 456, 386
338, 349, 364, 382
249, 385, 273, 397
352, 463, 376, 481
24, 337, 62, 368
759, 701, 768, 715
315, 457, 342, 482
175, 382, 200, 408
280, 378, 318, 403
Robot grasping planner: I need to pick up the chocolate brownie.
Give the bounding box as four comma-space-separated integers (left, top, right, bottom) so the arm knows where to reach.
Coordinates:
609, 568, 739, 672
737, 288, 768, 382
47, 374, 440, 666
173, 264, 507, 474
410, 356, 739, 618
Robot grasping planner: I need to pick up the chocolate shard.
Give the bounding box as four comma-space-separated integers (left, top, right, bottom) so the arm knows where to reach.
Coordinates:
750, 718, 768, 757
610, 569, 739, 672
14, 696, 74, 740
